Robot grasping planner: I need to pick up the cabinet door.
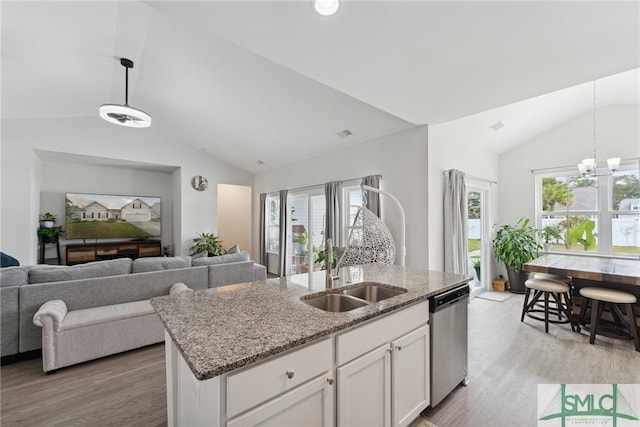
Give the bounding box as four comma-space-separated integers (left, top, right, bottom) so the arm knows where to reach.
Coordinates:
227, 373, 334, 427
337, 344, 391, 427
391, 324, 430, 427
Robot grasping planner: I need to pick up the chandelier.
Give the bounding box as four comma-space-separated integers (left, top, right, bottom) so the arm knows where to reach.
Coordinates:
577, 81, 619, 177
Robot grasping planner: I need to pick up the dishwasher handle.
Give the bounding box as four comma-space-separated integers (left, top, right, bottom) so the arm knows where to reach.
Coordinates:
429, 284, 470, 313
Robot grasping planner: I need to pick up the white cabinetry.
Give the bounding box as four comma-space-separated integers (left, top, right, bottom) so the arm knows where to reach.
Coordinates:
391, 324, 430, 426
227, 373, 334, 427
336, 302, 430, 427
337, 344, 391, 426
165, 302, 430, 427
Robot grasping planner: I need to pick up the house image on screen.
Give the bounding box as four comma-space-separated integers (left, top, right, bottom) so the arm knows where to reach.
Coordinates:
78, 198, 152, 222
80, 201, 112, 221
120, 199, 152, 222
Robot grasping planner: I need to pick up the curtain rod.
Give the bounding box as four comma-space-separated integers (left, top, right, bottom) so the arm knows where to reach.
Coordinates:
269, 174, 382, 194
443, 170, 497, 185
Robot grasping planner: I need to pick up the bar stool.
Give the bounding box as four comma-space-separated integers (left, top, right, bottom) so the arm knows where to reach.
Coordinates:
521, 278, 576, 333
578, 287, 639, 352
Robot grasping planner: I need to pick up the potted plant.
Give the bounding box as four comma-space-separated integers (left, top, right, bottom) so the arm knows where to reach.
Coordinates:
39, 212, 57, 228
492, 217, 542, 293
540, 225, 562, 252
292, 230, 308, 255
189, 232, 226, 256
38, 225, 62, 242
470, 255, 481, 281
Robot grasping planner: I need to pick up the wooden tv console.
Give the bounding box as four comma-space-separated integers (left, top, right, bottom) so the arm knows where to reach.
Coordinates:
66, 240, 162, 265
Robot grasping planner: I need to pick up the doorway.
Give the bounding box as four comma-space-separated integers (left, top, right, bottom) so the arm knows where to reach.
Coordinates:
467, 184, 489, 296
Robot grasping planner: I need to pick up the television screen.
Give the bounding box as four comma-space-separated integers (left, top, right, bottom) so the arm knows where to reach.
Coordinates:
65, 192, 161, 240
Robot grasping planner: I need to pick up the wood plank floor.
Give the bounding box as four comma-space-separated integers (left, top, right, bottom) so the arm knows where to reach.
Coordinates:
1, 294, 638, 426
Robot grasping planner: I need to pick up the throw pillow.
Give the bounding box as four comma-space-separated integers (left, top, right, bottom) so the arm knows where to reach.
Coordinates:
132, 256, 192, 273
191, 251, 208, 260
226, 244, 240, 254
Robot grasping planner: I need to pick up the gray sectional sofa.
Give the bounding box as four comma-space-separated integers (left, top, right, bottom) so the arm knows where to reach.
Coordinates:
0, 251, 266, 369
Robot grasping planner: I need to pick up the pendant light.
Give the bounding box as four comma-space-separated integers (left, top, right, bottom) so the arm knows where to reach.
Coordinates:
99, 58, 151, 128
577, 81, 620, 177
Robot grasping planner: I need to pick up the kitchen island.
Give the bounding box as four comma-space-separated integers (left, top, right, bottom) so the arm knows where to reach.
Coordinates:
152, 264, 471, 427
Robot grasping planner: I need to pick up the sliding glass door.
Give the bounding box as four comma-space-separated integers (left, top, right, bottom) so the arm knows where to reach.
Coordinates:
289, 189, 325, 274
467, 184, 489, 296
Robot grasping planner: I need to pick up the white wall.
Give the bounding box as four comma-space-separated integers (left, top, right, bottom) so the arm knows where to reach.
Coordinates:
253, 126, 429, 269
428, 123, 500, 274
1, 117, 253, 264
499, 105, 640, 227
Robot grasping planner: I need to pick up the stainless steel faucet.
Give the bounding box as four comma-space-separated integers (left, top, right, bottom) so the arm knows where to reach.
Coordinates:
326, 238, 335, 288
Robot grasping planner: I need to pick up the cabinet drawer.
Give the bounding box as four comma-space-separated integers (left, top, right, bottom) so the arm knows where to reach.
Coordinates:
96, 247, 118, 256
336, 302, 428, 365
139, 246, 160, 256
226, 338, 332, 418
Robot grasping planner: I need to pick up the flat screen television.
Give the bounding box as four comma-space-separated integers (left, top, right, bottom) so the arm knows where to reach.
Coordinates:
65, 192, 161, 240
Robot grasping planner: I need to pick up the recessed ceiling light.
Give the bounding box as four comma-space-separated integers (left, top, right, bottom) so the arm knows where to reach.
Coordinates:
489, 121, 505, 131
314, 0, 339, 16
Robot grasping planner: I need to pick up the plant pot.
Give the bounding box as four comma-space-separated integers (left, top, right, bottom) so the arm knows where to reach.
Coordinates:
293, 242, 306, 256
473, 266, 481, 281
42, 221, 54, 228
543, 242, 552, 252
505, 265, 529, 294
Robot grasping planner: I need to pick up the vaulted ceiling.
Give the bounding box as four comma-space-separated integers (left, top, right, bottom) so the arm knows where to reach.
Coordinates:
2, 1, 638, 173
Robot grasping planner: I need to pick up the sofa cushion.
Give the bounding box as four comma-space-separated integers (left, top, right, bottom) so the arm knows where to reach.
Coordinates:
192, 251, 250, 267
28, 259, 132, 284
63, 300, 155, 331
132, 256, 192, 273
0, 266, 30, 288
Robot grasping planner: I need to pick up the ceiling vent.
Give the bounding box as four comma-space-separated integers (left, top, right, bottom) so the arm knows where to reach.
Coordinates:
489, 121, 505, 131
337, 129, 353, 138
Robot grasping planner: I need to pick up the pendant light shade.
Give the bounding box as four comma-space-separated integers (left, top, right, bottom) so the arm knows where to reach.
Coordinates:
99, 58, 151, 128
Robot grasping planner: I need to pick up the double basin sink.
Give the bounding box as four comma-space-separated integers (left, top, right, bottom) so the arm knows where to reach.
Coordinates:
301, 282, 407, 313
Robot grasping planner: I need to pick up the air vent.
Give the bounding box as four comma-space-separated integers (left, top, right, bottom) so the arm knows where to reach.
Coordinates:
489, 121, 505, 131
337, 129, 353, 138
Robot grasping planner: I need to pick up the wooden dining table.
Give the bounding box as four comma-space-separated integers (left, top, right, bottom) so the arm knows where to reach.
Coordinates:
523, 254, 640, 302
524, 254, 640, 286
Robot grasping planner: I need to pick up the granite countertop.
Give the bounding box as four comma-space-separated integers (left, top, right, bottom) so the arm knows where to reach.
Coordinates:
151, 264, 471, 380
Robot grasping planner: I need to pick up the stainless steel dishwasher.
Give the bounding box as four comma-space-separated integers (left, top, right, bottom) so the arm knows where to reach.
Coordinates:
429, 283, 470, 407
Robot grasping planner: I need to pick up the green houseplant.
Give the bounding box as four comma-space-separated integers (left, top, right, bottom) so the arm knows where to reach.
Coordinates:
38, 225, 62, 242
540, 225, 562, 252
492, 217, 542, 293
470, 255, 481, 281
190, 232, 226, 256
39, 212, 57, 228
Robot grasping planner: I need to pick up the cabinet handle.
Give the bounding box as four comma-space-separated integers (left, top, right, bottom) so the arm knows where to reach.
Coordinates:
286, 370, 295, 379
327, 378, 334, 385
396, 345, 402, 351
386, 348, 392, 353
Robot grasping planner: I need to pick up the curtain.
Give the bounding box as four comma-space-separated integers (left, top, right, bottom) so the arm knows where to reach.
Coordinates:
361, 175, 381, 217
324, 181, 342, 247
444, 169, 468, 275
258, 193, 267, 266
277, 190, 289, 277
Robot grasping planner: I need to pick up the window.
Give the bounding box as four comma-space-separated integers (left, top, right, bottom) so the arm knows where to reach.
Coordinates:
266, 196, 280, 253
536, 164, 640, 256
343, 185, 363, 241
